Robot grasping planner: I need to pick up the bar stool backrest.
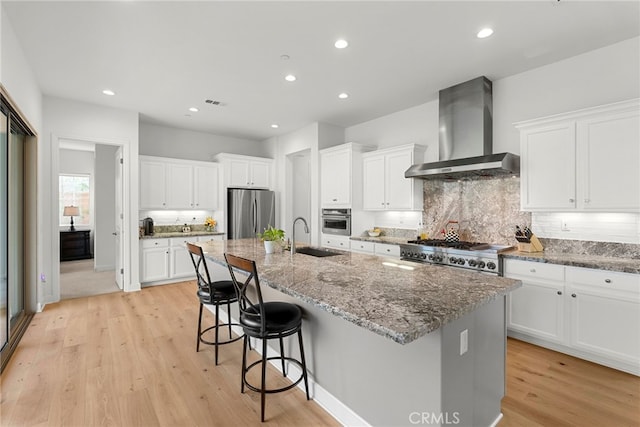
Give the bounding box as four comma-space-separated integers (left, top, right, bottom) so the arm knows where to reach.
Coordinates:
224, 253, 266, 334
186, 242, 216, 301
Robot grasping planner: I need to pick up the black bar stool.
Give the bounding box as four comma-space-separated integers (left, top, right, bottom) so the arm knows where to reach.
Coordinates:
187, 242, 243, 365
224, 253, 310, 422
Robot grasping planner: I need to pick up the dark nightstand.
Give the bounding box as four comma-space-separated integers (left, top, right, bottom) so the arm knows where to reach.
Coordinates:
60, 229, 92, 261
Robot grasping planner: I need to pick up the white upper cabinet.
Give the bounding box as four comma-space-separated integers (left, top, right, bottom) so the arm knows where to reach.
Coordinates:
215, 153, 273, 189
363, 144, 425, 211
578, 110, 640, 211
194, 165, 219, 210
166, 163, 193, 209
516, 99, 640, 212
139, 156, 219, 210
320, 143, 374, 208
140, 159, 167, 209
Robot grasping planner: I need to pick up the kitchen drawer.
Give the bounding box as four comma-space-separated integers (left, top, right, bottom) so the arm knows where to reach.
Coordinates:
321, 234, 350, 250
374, 243, 400, 257
141, 238, 170, 249
566, 266, 640, 295
198, 235, 224, 243
170, 236, 199, 247
350, 240, 375, 254
504, 259, 564, 282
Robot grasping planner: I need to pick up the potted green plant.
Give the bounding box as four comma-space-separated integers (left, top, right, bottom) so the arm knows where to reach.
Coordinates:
257, 225, 285, 254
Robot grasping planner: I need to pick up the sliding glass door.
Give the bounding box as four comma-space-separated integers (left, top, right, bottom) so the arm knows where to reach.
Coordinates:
0, 108, 7, 355
0, 96, 32, 372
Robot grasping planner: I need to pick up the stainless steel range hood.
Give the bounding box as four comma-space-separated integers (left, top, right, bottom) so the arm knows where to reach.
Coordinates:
405, 76, 520, 180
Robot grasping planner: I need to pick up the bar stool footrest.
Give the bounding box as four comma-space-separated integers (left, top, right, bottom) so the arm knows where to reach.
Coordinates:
243, 356, 306, 394
199, 322, 244, 346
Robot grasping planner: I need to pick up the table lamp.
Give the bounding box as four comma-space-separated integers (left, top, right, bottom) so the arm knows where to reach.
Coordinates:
63, 205, 80, 231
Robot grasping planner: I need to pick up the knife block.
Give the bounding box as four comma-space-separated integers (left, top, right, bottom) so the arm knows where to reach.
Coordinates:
517, 235, 544, 253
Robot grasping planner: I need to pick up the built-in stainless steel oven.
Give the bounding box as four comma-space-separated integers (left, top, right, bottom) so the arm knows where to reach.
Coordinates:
321, 208, 351, 236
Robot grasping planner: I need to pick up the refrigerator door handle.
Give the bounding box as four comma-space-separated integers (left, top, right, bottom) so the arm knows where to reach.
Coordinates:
253, 198, 258, 233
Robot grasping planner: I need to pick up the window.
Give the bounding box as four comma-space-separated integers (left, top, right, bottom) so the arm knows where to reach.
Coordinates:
59, 174, 91, 226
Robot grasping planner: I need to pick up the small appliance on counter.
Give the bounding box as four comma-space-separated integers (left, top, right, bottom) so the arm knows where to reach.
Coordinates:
514, 225, 543, 252
143, 217, 154, 236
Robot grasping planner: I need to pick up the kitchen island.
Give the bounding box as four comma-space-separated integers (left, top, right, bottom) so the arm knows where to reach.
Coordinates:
200, 238, 521, 427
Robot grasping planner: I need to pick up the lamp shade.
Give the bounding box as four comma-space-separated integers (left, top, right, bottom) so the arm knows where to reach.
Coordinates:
63, 206, 80, 217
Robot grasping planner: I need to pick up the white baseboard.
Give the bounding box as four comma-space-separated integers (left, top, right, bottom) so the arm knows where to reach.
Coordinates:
489, 413, 503, 427
94, 264, 115, 272
205, 305, 370, 426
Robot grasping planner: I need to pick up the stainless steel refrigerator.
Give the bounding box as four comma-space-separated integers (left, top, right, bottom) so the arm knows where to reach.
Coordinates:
227, 188, 276, 239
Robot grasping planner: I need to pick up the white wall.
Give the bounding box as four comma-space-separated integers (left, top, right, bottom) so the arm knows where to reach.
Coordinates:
0, 8, 43, 133
139, 121, 268, 160
345, 102, 439, 162
493, 36, 640, 155
94, 145, 117, 270
43, 96, 140, 301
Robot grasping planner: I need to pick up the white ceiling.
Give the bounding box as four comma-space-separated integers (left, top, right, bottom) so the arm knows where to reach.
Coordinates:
3, 1, 639, 141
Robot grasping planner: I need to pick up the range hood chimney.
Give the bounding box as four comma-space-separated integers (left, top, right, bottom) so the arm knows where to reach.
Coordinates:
405, 76, 519, 180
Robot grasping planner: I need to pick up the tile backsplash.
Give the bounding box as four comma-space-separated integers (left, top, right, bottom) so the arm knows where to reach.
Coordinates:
421, 176, 530, 246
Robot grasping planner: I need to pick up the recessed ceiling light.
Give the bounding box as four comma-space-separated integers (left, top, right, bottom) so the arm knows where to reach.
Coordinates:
334, 39, 349, 49
271, 124, 279, 129
189, 107, 199, 112
338, 93, 349, 99
477, 28, 494, 39
102, 89, 115, 96
285, 74, 297, 82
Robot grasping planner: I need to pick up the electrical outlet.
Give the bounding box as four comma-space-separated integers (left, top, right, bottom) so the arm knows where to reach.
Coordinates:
561, 219, 570, 231
460, 329, 468, 355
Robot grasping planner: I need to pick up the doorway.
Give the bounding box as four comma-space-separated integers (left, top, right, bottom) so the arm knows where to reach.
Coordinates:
58, 140, 123, 300
287, 149, 311, 245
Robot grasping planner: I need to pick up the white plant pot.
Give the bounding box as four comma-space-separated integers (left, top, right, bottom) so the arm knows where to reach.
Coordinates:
264, 240, 279, 254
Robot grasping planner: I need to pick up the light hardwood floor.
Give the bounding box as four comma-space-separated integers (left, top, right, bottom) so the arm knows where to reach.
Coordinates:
1, 281, 638, 426
500, 338, 640, 427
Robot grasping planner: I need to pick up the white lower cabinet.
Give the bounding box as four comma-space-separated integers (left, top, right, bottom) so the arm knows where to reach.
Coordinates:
374, 243, 400, 258
505, 260, 565, 344
169, 237, 197, 279
141, 234, 223, 284
140, 239, 170, 283
565, 267, 640, 368
350, 240, 375, 254
321, 234, 350, 251
505, 259, 640, 374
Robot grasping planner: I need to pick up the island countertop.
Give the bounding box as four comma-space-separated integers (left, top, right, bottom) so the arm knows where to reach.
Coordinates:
200, 238, 521, 345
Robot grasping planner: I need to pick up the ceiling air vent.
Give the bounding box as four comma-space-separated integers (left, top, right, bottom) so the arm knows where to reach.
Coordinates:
205, 99, 221, 105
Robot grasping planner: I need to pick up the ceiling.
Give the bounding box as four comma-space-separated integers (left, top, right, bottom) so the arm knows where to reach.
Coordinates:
3, 1, 639, 141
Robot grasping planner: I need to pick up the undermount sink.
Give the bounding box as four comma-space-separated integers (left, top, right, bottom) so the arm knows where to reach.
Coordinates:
295, 247, 342, 257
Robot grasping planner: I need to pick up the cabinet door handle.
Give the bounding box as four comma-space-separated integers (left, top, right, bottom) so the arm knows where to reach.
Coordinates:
569, 198, 574, 203
381, 202, 385, 205
557, 291, 562, 295
332, 198, 338, 202
530, 268, 536, 273
604, 278, 612, 283
584, 199, 590, 203
571, 293, 577, 298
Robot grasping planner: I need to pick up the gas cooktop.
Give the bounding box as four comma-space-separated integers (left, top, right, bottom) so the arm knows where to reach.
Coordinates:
400, 240, 513, 275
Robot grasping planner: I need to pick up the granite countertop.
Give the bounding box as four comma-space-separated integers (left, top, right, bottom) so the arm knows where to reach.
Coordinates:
140, 231, 225, 239
200, 238, 521, 345
349, 235, 408, 245
502, 250, 640, 275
